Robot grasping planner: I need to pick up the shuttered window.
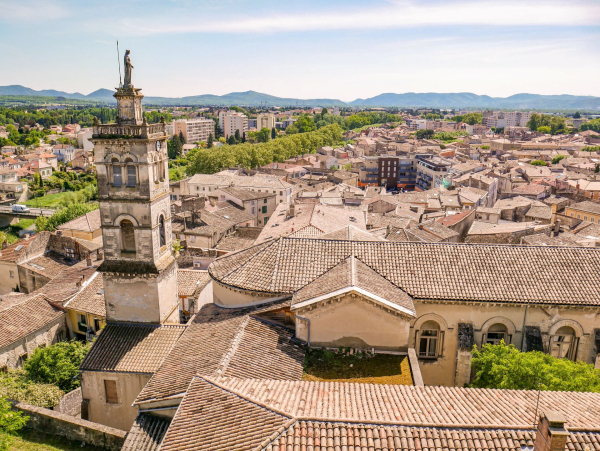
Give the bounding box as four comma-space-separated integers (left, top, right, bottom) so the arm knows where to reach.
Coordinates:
104, 380, 118, 404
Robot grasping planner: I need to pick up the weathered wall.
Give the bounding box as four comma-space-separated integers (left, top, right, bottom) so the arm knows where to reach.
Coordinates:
81, 370, 150, 431
0, 260, 19, 295
55, 387, 82, 417
0, 316, 66, 369
411, 301, 600, 387
213, 280, 285, 308
12, 400, 126, 450
103, 258, 178, 324
295, 293, 411, 350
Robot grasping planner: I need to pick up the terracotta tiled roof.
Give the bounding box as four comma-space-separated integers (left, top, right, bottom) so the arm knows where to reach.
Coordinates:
134, 301, 304, 405
80, 323, 186, 374
0, 237, 35, 262
160, 377, 292, 451
64, 272, 105, 317
209, 378, 600, 430
158, 377, 600, 451
569, 201, 600, 216
121, 413, 170, 451
292, 256, 415, 316
209, 238, 600, 305
19, 252, 76, 279
177, 269, 210, 297
0, 294, 64, 349
36, 260, 98, 306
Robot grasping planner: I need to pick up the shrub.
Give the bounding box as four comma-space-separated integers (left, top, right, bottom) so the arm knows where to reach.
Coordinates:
0, 371, 63, 409
530, 160, 547, 166
551, 155, 566, 164
470, 342, 600, 392
24, 340, 91, 392
0, 396, 28, 451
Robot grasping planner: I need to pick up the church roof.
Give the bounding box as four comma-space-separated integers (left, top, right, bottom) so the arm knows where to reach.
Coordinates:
209, 238, 600, 306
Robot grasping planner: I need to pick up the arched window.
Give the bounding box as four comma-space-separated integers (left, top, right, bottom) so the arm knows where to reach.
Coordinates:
120, 220, 135, 253
550, 326, 577, 360
418, 320, 441, 359
159, 215, 166, 247
112, 158, 122, 186
125, 159, 136, 187
483, 323, 509, 346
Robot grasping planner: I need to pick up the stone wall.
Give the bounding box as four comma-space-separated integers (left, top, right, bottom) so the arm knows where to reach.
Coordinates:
12, 400, 126, 450
55, 387, 82, 417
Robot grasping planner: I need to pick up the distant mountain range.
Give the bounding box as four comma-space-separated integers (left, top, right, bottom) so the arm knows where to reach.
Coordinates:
1, 85, 599, 110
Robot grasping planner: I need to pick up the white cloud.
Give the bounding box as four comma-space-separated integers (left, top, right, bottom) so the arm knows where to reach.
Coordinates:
0, 0, 69, 21
117, 0, 600, 35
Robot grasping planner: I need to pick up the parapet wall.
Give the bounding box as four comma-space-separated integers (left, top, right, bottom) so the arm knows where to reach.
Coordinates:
12, 400, 126, 450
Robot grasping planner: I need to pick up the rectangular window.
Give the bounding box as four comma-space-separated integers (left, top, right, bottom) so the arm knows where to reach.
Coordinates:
94, 318, 101, 331
263, 216, 269, 225
262, 206, 267, 214
77, 314, 87, 333
9, 271, 14, 279
550, 335, 577, 360
113, 166, 122, 186
418, 330, 438, 358
104, 380, 118, 404
264, 199, 267, 204
485, 332, 506, 345
127, 165, 136, 187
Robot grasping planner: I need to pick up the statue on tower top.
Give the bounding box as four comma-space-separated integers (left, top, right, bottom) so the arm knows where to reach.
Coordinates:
124, 50, 134, 87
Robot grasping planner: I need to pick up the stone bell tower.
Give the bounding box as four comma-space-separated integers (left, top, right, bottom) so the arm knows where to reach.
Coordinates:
91, 52, 179, 324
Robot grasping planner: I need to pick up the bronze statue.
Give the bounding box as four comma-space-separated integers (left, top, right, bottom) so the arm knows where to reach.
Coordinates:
124, 50, 133, 86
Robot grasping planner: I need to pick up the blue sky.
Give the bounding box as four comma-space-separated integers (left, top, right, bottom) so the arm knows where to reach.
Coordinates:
1, 0, 599, 100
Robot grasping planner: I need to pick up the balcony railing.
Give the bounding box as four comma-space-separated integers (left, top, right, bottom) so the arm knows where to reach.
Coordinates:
93, 123, 167, 139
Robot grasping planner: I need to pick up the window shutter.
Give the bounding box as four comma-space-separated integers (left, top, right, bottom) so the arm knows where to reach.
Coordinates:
438, 331, 445, 357
481, 334, 487, 347
104, 380, 118, 404
508, 334, 513, 345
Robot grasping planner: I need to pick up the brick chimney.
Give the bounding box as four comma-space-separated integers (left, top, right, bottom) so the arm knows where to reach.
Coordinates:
534, 411, 569, 451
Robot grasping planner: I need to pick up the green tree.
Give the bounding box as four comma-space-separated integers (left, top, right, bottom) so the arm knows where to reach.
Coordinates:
416, 129, 435, 139
168, 134, 182, 159
207, 133, 214, 149
271, 127, 276, 140
551, 155, 566, 164
24, 341, 91, 392
0, 232, 5, 248
0, 370, 63, 409
470, 342, 600, 392
257, 127, 270, 143
234, 129, 241, 143
573, 111, 581, 119
178, 131, 185, 144
530, 160, 547, 166
0, 396, 28, 451
537, 126, 552, 134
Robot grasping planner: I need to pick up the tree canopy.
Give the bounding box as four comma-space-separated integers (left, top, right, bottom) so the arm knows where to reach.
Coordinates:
35, 202, 98, 232
551, 155, 567, 164
530, 160, 547, 166
526, 113, 566, 134
187, 124, 344, 175
24, 340, 91, 392
0, 396, 28, 451
470, 342, 600, 392
451, 112, 482, 125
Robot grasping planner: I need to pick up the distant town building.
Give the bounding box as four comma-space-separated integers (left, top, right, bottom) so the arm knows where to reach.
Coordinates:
173, 118, 215, 144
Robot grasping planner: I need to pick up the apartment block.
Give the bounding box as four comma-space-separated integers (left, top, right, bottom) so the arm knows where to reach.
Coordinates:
256, 113, 275, 130
218, 111, 249, 138
415, 155, 452, 191
173, 118, 215, 144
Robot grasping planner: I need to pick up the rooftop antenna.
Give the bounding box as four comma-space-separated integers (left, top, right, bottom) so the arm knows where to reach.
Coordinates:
116, 40, 122, 88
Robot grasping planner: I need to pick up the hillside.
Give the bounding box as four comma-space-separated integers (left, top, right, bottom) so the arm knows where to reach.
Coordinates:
1, 85, 599, 109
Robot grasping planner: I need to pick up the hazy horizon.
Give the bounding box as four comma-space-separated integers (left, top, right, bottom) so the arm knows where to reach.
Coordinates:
1, 0, 599, 100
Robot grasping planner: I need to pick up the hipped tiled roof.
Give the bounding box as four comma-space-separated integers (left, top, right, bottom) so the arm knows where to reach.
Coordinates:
209, 238, 600, 305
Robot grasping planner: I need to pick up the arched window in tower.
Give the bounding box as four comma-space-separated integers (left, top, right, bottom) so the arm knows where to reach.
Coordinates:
125, 159, 136, 187
112, 158, 122, 186
120, 220, 136, 253
159, 215, 166, 247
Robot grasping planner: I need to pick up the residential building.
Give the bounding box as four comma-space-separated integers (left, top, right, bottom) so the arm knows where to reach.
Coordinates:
217, 186, 277, 227
415, 155, 451, 191
218, 111, 248, 138
56, 209, 102, 241
172, 118, 215, 144
53, 144, 76, 162
188, 173, 292, 204
565, 201, 600, 224
256, 113, 275, 130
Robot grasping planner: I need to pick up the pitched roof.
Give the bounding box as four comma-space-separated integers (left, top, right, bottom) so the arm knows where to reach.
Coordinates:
80, 324, 186, 373
177, 270, 211, 297
292, 256, 415, 316
569, 201, 600, 216
121, 413, 170, 451
0, 294, 64, 349
209, 238, 600, 306
220, 186, 275, 201
57, 209, 101, 232
0, 237, 35, 263
159, 377, 292, 451
64, 272, 105, 317
318, 225, 385, 241
134, 302, 304, 405
159, 377, 600, 451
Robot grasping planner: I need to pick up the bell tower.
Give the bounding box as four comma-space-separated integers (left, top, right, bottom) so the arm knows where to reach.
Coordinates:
91, 52, 179, 324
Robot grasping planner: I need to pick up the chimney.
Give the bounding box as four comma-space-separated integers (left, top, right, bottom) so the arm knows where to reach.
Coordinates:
97, 250, 104, 261
76, 275, 84, 289
56, 230, 62, 237
534, 411, 569, 451
553, 219, 561, 237
86, 255, 92, 266
288, 202, 295, 217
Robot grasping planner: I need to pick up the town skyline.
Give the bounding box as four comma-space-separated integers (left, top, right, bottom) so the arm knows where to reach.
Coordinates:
1, 0, 599, 99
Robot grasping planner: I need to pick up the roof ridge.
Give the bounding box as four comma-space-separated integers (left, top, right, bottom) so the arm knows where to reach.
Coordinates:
209, 239, 280, 282
215, 316, 250, 377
